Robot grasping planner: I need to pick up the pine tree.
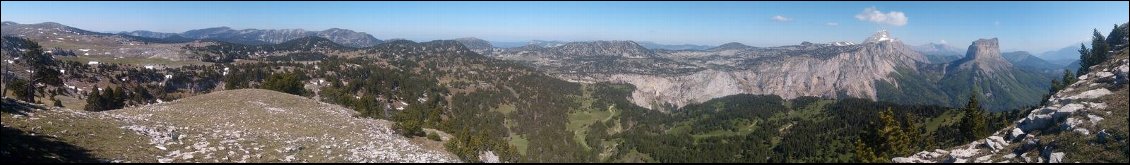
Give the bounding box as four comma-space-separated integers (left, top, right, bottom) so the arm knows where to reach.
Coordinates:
854, 138, 882, 163
959, 93, 988, 141
905, 114, 929, 150
1081, 29, 1110, 75
1061, 70, 1076, 89
1109, 24, 1127, 47
84, 87, 104, 111
879, 108, 911, 157
15, 41, 62, 102
1077, 43, 1092, 75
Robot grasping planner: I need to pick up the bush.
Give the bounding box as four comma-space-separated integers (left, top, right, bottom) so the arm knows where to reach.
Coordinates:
261, 72, 307, 96
394, 121, 425, 137
427, 131, 442, 141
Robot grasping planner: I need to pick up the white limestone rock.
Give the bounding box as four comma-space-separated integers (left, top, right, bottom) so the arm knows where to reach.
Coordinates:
1060, 118, 1084, 131
1008, 128, 1025, 141
1048, 152, 1065, 163
1068, 88, 1112, 100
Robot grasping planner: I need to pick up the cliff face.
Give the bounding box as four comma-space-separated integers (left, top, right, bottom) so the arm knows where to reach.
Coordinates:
601, 36, 926, 109
490, 31, 934, 109
949, 38, 1014, 74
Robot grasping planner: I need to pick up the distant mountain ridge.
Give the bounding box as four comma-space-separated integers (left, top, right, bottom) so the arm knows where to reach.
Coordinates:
1038, 42, 1086, 63
913, 42, 966, 63
1002, 51, 1065, 72
175, 26, 383, 47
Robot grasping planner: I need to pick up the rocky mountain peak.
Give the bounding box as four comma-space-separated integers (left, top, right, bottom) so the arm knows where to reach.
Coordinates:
945, 38, 1013, 74
864, 30, 896, 43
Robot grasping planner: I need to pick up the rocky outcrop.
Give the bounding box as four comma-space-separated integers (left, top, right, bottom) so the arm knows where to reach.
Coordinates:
949, 38, 1013, 73
894, 49, 1129, 163
864, 30, 896, 43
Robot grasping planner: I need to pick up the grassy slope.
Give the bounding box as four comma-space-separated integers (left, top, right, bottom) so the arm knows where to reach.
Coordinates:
1, 98, 156, 163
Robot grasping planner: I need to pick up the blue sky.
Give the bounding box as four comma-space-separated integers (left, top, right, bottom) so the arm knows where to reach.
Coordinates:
2, 1, 1127, 53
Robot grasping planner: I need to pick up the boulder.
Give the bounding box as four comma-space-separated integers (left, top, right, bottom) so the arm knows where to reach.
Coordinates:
478, 151, 499, 163
1052, 103, 1086, 119
949, 148, 979, 158
1019, 114, 1053, 132
982, 136, 1009, 152
1014, 136, 1039, 154
1068, 88, 1112, 100
892, 157, 932, 163
1048, 152, 1065, 163
1074, 128, 1090, 135
1060, 118, 1084, 131
1093, 72, 1116, 83
1115, 62, 1129, 84
1086, 114, 1105, 125
1008, 128, 1025, 141
942, 155, 968, 163
1097, 129, 1111, 143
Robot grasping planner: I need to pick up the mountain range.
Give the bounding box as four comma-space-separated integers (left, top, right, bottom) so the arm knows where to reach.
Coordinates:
0, 21, 1058, 111
121, 26, 383, 48
486, 30, 1054, 111
913, 42, 966, 63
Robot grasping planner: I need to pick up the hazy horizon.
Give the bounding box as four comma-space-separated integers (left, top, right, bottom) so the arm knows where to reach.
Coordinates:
2, 1, 1127, 52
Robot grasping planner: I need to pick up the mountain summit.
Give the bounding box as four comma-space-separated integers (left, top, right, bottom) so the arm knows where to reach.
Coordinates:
864, 30, 896, 43
951, 38, 1013, 73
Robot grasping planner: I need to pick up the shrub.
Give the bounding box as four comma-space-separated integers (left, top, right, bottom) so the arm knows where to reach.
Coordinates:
427, 131, 442, 141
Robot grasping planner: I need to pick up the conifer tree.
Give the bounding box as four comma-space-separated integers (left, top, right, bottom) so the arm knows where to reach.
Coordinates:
84, 87, 104, 111
1077, 43, 1091, 75
1081, 29, 1109, 75
959, 93, 988, 141
854, 138, 882, 163
879, 108, 911, 157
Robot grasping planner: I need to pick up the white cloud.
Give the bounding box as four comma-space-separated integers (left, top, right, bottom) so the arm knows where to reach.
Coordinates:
854, 7, 908, 26
940, 40, 947, 44
771, 15, 791, 22
826, 22, 839, 26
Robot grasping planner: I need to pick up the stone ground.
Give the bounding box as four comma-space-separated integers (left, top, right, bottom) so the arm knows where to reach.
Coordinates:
2, 89, 459, 163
